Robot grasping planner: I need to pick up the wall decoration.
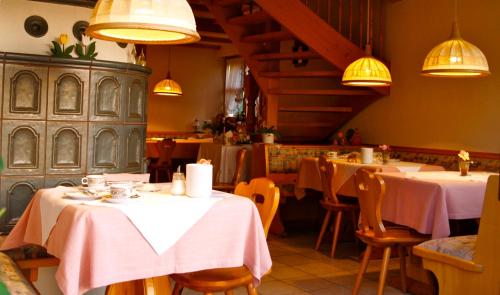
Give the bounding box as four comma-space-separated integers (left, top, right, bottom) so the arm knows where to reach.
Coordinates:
72, 20, 89, 41
24, 15, 48, 38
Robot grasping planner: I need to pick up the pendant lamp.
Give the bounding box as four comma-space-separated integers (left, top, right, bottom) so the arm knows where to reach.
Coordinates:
154, 47, 182, 96
421, 0, 489, 77
87, 0, 200, 45
342, 0, 391, 87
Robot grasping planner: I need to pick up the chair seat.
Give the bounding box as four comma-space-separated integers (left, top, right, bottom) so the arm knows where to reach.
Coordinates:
356, 228, 429, 247
170, 266, 253, 292
416, 235, 476, 261
320, 199, 359, 211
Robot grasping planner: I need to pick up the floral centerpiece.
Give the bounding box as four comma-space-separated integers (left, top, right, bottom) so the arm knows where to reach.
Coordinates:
458, 150, 471, 176
379, 144, 390, 163
257, 126, 279, 144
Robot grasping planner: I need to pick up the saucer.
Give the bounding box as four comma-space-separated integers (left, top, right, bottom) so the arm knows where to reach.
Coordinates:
102, 197, 134, 204
64, 192, 101, 201
136, 184, 160, 192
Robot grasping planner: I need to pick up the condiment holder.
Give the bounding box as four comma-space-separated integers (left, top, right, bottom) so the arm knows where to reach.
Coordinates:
170, 166, 186, 195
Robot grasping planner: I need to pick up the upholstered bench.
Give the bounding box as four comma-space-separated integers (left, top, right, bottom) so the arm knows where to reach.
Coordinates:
0, 252, 38, 294
416, 235, 477, 261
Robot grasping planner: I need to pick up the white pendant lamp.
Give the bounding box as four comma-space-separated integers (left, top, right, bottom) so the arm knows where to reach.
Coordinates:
421, 0, 489, 77
342, 0, 391, 87
87, 0, 200, 44
154, 47, 183, 96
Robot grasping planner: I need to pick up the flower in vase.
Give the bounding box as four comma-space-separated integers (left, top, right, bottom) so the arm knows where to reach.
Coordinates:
458, 150, 470, 161
379, 144, 390, 151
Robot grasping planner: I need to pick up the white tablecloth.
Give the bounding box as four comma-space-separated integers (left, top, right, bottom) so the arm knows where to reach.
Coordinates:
197, 143, 252, 183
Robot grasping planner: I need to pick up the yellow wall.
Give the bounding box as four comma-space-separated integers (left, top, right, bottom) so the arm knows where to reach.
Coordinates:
146, 45, 225, 132
344, 0, 500, 153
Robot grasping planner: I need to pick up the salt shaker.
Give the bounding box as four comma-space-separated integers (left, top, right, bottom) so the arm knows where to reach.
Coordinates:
170, 166, 185, 195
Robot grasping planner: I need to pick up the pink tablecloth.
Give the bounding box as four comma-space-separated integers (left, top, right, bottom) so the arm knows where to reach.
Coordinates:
378, 171, 494, 238
295, 157, 444, 198
1, 191, 272, 295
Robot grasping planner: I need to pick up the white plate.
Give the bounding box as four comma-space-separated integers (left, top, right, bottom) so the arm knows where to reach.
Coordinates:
106, 181, 143, 187
102, 197, 134, 203
64, 192, 101, 201
80, 185, 110, 192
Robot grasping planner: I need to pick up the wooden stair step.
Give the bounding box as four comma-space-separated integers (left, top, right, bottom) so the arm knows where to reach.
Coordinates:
279, 122, 335, 128
252, 51, 320, 61
242, 31, 295, 43
260, 70, 343, 78
279, 106, 352, 113
227, 11, 272, 25
268, 89, 375, 95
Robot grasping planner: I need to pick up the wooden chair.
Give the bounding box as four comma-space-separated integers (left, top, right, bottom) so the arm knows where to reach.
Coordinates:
170, 177, 280, 295
213, 148, 248, 193
413, 175, 500, 295
148, 139, 176, 183
314, 155, 359, 258
353, 168, 429, 295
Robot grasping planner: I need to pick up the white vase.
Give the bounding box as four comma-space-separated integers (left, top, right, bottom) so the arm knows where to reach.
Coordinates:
262, 133, 275, 144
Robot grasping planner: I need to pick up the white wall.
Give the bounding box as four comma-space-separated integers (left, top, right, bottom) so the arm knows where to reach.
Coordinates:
0, 0, 131, 62
343, 0, 500, 153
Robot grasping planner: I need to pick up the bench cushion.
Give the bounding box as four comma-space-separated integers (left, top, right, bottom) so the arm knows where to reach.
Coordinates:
0, 252, 37, 294
417, 235, 476, 261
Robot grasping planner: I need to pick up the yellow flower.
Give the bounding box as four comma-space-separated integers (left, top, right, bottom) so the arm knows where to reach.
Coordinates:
59, 34, 68, 45
458, 150, 470, 161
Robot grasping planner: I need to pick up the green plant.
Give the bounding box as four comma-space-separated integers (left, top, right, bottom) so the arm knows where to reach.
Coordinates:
50, 34, 74, 58
75, 37, 98, 60
257, 126, 279, 136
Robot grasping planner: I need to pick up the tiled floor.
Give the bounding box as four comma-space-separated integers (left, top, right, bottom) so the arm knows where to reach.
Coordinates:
178, 233, 408, 295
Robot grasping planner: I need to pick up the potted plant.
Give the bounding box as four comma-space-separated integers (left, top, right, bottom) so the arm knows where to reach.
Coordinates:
257, 126, 279, 144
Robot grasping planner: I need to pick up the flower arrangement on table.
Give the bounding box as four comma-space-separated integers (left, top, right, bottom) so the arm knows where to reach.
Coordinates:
379, 144, 391, 163
458, 150, 471, 176
203, 113, 251, 145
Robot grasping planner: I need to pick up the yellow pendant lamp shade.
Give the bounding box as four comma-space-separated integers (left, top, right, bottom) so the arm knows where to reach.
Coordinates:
422, 23, 490, 77
154, 73, 183, 96
342, 53, 392, 87
87, 0, 200, 44
342, 0, 391, 87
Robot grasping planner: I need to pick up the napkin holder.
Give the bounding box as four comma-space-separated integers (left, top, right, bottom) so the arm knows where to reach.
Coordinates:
186, 163, 213, 198
361, 147, 374, 164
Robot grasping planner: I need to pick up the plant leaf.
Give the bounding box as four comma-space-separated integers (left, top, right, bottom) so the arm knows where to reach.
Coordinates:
88, 42, 96, 55
75, 44, 84, 57
64, 45, 75, 56
52, 41, 62, 56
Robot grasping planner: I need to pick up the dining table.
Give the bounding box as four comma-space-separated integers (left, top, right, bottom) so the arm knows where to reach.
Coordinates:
0, 183, 272, 295
197, 143, 252, 183
378, 171, 495, 238
295, 157, 445, 198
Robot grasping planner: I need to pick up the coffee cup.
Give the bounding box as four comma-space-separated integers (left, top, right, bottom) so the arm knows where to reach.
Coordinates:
81, 175, 106, 187
110, 184, 134, 199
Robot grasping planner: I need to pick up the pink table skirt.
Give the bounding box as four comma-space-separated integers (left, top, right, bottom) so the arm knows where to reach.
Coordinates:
1, 191, 272, 295
379, 172, 492, 238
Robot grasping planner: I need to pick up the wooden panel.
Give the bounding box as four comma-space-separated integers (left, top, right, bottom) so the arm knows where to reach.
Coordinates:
260, 70, 343, 78
252, 51, 321, 61
227, 11, 273, 25
242, 31, 294, 43
279, 106, 352, 112
269, 89, 375, 95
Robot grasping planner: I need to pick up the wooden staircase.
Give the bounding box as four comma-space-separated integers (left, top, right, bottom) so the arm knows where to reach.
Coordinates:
201, 0, 389, 143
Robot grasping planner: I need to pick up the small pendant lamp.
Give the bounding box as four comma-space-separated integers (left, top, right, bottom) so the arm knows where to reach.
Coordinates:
87, 0, 200, 45
342, 0, 391, 87
154, 47, 182, 96
421, 0, 489, 77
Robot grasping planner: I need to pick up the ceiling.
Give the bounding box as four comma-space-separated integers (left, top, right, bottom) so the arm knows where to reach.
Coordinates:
29, 0, 231, 49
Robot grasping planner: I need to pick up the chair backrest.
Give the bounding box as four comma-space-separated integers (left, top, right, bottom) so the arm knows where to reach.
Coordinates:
231, 148, 248, 185
318, 155, 340, 204
354, 168, 386, 237
474, 175, 500, 265
234, 177, 280, 237
157, 139, 176, 165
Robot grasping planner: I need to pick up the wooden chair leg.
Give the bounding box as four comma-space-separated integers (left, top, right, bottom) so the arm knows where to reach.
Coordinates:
351, 210, 360, 246
330, 211, 343, 258
224, 290, 234, 295
377, 247, 392, 295
398, 246, 408, 293
353, 244, 372, 295
246, 282, 258, 295
172, 283, 183, 295
315, 210, 332, 250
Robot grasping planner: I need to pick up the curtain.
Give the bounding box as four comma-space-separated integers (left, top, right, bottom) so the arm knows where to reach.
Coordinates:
224, 58, 244, 117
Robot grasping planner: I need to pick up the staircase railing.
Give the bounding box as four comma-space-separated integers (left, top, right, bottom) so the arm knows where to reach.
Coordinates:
300, 0, 384, 57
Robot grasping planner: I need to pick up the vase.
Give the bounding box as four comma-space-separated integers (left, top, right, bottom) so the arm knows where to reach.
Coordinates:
262, 133, 274, 144
459, 160, 470, 176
